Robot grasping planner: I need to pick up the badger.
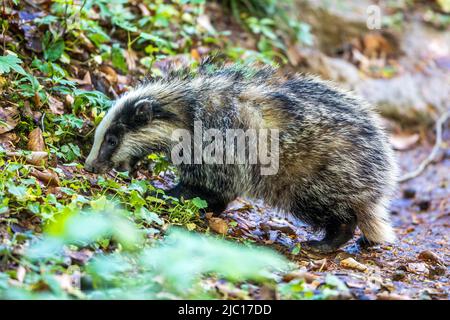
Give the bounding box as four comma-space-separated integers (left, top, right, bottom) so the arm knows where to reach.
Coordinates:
84, 63, 397, 253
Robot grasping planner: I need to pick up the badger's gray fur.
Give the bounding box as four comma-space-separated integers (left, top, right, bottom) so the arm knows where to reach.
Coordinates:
85, 63, 397, 252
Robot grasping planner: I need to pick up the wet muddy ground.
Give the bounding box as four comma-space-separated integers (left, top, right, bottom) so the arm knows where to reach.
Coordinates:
214, 129, 449, 300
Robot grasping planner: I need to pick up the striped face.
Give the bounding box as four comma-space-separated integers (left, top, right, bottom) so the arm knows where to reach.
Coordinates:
84, 94, 155, 174
84, 83, 185, 174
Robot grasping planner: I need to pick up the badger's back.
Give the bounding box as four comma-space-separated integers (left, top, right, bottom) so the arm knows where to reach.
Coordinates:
242, 74, 397, 242
154, 65, 397, 243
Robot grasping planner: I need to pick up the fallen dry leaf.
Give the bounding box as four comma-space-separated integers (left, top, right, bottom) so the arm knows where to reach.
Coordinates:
18, 10, 44, 53
125, 49, 138, 71
33, 92, 41, 108
53, 274, 74, 291
259, 284, 277, 300
205, 212, 214, 219
286, 43, 302, 66
68, 249, 94, 265
197, 14, 215, 34
377, 292, 411, 300
209, 217, 229, 235
27, 127, 45, 151
309, 258, 329, 271
406, 262, 428, 274
65, 94, 74, 107
0, 107, 19, 134
99, 65, 118, 84
16, 265, 26, 283
48, 96, 65, 115
261, 220, 297, 236
70, 71, 92, 86
117, 74, 129, 86
418, 250, 444, 266
138, 3, 151, 16
46, 186, 64, 198
213, 281, 250, 300
362, 32, 395, 58
79, 32, 96, 53
390, 133, 420, 150
0, 132, 18, 147
340, 257, 368, 272
282, 270, 319, 283
191, 48, 201, 61
30, 168, 60, 186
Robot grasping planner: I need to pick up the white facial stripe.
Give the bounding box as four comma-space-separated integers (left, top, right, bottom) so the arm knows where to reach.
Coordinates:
134, 98, 152, 108
85, 104, 120, 166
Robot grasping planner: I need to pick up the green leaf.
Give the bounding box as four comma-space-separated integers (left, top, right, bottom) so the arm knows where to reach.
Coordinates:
7, 184, 27, 200
0, 54, 26, 75
139, 33, 170, 47
128, 180, 148, 194
191, 197, 208, 209
141, 228, 288, 291
26, 237, 64, 260
291, 244, 301, 255
111, 44, 127, 73
437, 0, 450, 13
43, 33, 65, 62
139, 207, 164, 226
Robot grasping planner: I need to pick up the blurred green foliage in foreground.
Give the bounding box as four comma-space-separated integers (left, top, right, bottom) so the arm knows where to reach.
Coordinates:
1, 202, 288, 299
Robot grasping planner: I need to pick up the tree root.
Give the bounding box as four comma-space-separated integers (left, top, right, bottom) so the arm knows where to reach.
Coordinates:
398, 110, 449, 183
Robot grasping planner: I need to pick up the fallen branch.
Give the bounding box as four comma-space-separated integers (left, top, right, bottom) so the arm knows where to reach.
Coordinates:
398, 110, 449, 183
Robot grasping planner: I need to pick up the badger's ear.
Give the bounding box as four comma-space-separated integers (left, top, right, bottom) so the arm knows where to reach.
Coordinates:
133, 99, 153, 124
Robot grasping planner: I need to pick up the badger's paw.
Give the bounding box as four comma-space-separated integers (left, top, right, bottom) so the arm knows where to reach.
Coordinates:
356, 236, 377, 249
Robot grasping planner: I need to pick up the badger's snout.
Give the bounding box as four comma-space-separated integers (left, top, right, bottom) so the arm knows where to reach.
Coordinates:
84, 161, 94, 173
84, 161, 100, 173
84, 159, 112, 174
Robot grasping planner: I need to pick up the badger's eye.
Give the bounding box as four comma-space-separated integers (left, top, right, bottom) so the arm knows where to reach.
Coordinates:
107, 136, 117, 147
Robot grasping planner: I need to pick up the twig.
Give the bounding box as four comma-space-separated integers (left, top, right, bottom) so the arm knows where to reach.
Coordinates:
40, 112, 46, 133
2, 0, 8, 54
24, 0, 39, 9
79, 0, 87, 13
398, 110, 449, 183
109, 86, 119, 99
82, 125, 96, 138
61, 0, 70, 39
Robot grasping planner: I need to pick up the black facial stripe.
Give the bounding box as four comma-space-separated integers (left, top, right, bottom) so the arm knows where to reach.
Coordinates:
152, 105, 176, 120
98, 95, 187, 167
113, 97, 177, 129
96, 125, 125, 164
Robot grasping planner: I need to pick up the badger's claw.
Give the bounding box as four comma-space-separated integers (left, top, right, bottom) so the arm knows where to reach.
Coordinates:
356, 236, 376, 248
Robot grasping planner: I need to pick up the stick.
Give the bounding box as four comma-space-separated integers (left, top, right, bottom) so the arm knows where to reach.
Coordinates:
398, 110, 449, 183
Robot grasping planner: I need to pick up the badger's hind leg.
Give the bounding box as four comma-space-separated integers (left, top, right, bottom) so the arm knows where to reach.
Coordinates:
289, 198, 358, 253
302, 215, 357, 253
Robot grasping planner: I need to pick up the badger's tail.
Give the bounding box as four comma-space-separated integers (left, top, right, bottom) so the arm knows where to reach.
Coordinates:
357, 200, 396, 243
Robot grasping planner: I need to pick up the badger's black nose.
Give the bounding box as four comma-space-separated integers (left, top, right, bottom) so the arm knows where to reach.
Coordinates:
84, 162, 96, 173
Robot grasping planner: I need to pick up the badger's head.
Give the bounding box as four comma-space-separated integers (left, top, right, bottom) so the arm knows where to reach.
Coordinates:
84, 83, 190, 174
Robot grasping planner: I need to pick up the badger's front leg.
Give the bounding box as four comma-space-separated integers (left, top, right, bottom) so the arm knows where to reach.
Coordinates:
166, 183, 229, 216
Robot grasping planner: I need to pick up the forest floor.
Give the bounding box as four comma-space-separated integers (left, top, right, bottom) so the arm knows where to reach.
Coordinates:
217, 138, 449, 300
